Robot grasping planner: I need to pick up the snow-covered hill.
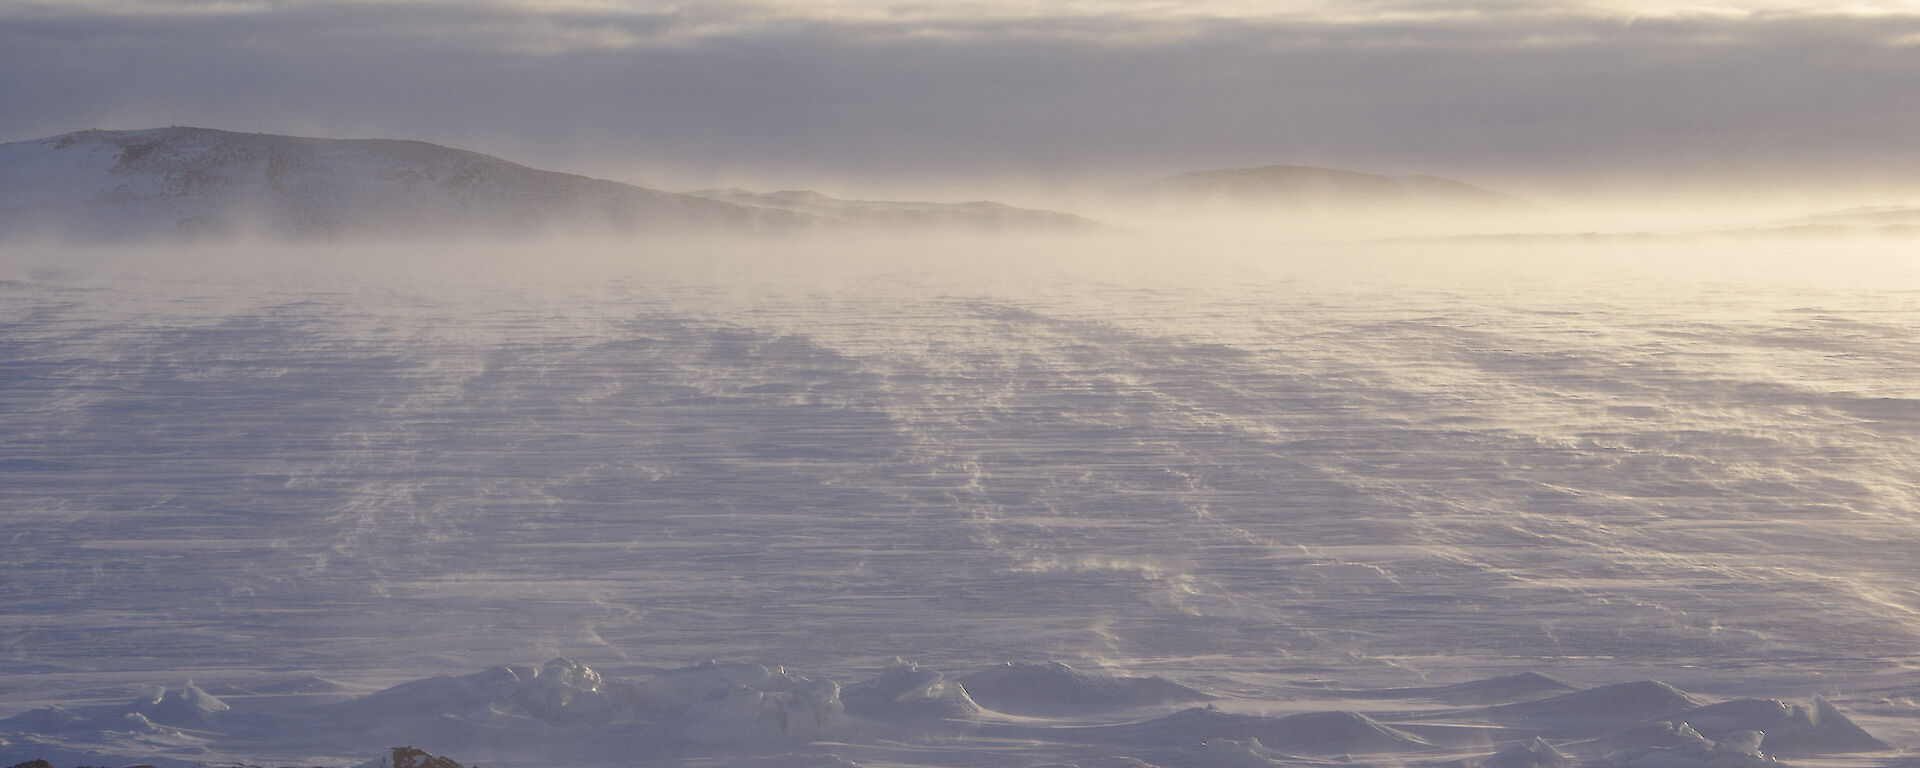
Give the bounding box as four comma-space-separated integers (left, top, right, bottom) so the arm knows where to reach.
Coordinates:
0, 127, 817, 240
690, 188, 1101, 231
1124, 164, 1527, 210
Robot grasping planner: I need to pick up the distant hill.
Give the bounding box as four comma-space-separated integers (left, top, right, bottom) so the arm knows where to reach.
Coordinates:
690, 188, 1101, 231
1123, 164, 1527, 210
0, 127, 821, 240
1378, 204, 1920, 245
1724, 206, 1920, 238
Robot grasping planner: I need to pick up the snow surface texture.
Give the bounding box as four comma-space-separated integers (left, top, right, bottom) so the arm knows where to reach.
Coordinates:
1, 238, 1917, 768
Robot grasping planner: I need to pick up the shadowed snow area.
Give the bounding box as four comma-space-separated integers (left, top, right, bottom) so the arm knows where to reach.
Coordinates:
0, 236, 1917, 768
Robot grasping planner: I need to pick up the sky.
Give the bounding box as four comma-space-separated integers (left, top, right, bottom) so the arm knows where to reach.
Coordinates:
3, 0, 1920, 199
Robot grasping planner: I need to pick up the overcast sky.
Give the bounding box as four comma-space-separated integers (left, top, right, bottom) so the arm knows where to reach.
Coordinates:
4, 0, 1919, 197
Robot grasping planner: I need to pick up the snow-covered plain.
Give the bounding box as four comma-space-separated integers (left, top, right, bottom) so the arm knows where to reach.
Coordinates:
1, 236, 1917, 768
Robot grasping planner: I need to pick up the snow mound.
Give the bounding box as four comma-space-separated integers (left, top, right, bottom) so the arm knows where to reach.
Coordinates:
1332, 671, 1577, 705
722, 753, 869, 768
127, 683, 229, 728
0, 662, 1895, 767
341, 657, 624, 722
0, 707, 88, 734
1090, 706, 1431, 755
253, 675, 356, 694
354, 745, 468, 768
345, 665, 529, 720
513, 657, 616, 721
1422, 672, 1580, 705
0, 743, 203, 768
1675, 696, 1889, 755
619, 661, 794, 717
305, 658, 848, 745
841, 658, 983, 718
956, 661, 1209, 715
1480, 681, 1705, 730
1026, 758, 1162, 768
669, 678, 845, 744
1583, 721, 1771, 768
1171, 738, 1293, 768
1452, 736, 1576, 768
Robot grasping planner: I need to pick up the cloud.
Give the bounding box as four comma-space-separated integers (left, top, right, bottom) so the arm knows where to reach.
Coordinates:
3, 0, 1919, 194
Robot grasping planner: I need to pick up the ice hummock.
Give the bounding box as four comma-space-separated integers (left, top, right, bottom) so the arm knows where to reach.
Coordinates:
130, 683, 230, 728
1478, 681, 1706, 731
840, 658, 983, 718
1323, 671, 1579, 705
0, 660, 1901, 768
957, 660, 1212, 715
1080, 705, 1433, 755
1672, 695, 1890, 755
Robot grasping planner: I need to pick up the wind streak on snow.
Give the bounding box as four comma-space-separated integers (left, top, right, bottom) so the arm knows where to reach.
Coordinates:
1, 236, 1918, 763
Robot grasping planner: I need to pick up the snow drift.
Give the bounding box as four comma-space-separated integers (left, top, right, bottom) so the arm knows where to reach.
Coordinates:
2, 661, 1891, 768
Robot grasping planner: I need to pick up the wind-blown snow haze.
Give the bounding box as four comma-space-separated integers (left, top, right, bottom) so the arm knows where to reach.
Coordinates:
5, 2, 1920, 767
3, 231, 1919, 768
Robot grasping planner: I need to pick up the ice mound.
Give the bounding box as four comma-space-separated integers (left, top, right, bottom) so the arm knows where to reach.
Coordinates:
126, 683, 229, 728
0, 662, 1896, 767
0, 687, 229, 755
299, 658, 850, 747
1674, 696, 1889, 755
1090, 705, 1431, 755
1027, 758, 1161, 768
1328, 672, 1578, 705
354, 745, 468, 768
0, 747, 202, 768
840, 658, 983, 718
1479, 681, 1705, 730
1422, 672, 1581, 705
0, 707, 87, 734
956, 661, 1210, 715
513, 657, 617, 721
1451, 736, 1575, 768
620, 661, 794, 716
1764, 696, 1891, 755
713, 753, 871, 768
1167, 737, 1293, 768
346, 664, 530, 720
341, 657, 628, 723
1583, 721, 1772, 767
253, 675, 355, 694
668, 678, 844, 744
